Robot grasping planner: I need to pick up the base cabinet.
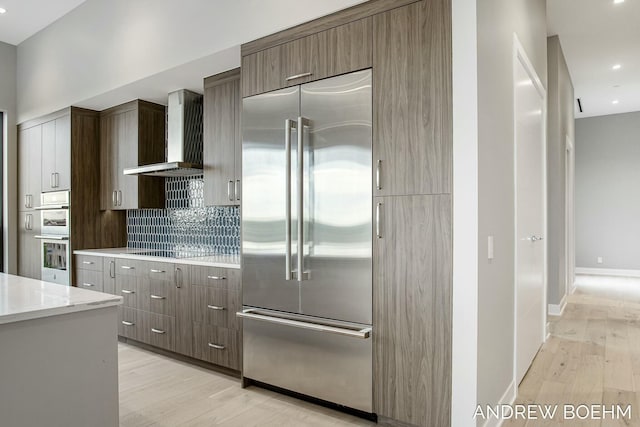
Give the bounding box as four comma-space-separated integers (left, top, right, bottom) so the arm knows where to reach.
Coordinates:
193, 323, 241, 370
18, 211, 41, 280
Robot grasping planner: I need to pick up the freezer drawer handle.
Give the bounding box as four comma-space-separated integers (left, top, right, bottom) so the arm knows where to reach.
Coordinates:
236, 309, 371, 339
208, 343, 226, 350
207, 304, 225, 311
151, 328, 166, 335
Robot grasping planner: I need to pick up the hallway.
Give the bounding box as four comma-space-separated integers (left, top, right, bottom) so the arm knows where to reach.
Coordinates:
505, 275, 640, 426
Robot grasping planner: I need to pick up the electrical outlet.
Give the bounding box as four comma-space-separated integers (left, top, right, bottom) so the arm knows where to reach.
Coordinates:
597, 257, 603, 264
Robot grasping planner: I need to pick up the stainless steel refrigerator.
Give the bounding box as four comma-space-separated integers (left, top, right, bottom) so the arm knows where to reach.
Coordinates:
238, 70, 373, 412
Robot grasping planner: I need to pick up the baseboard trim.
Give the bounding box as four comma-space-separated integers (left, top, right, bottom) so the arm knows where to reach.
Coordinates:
576, 267, 640, 278
480, 380, 517, 427
548, 295, 567, 317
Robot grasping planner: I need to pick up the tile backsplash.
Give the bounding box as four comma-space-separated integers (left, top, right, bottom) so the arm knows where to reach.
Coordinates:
127, 176, 240, 257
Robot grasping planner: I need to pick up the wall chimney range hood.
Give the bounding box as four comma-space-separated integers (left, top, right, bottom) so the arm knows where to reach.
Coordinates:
124, 89, 203, 177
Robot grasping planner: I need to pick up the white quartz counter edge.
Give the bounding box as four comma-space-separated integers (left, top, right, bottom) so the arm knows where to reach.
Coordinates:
73, 248, 241, 269
0, 273, 122, 325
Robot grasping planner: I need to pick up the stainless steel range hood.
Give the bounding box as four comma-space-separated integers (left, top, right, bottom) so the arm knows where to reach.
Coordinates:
124, 89, 203, 177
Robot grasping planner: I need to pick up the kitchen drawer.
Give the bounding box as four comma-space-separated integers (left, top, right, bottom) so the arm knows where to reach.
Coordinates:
145, 261, 175, 282
115, 258, 145, 276
118, 307, 139, 340
75, 255, 103, 272
192, 285, 240, 330
75, 269, 103, 292
103, 258, 116, 295
139, 311, 175, 352
193, 323, 240, 370
138, 278, 176, 316
116, 275, 140, 308
190, 265, 241, 292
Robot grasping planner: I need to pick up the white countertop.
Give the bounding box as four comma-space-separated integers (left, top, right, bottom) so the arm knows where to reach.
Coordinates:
0, 273, 122, 325
73, 248, 241, 269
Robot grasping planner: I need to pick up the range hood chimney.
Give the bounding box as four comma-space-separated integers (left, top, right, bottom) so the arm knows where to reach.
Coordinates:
123, 89, 203, 177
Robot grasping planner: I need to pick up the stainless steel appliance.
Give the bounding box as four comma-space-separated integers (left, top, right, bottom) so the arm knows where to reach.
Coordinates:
238, 70, 373, 412
36, 191, 71, 285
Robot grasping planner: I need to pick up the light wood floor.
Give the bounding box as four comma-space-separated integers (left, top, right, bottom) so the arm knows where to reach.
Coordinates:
504, 274, 640, 427
118, 343, 374, 426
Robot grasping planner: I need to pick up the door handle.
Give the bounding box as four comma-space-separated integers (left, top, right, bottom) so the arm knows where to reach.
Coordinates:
24, 195, 29, 209
120, 265, 134, 270
151, 328, 166, 335
228, 180, 234, 201
235, 180, 241, 201
82, 283, 95, 287
150, 269, 166, 274
110, 260, 115, 278
376, 202, 383, 239
55, 172, 59, 188
117, 190, 122, 207
175, 267, 183, 289
296, 117, 310, 282
150, 295, 166, 300
285, 118, 296, 281
112, 191, 117, 207
207, 275, 226, 281
50, 173, 54, 188
285, 72, 313, 82
121, 321, 135, 326
83, 261, 94, 265
376, 160, 382, 190
208, 343, 226, 350
207, 305, 226, 311
121, 289, 135, 294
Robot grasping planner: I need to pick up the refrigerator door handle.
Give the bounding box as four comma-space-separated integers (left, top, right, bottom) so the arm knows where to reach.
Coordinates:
296, 117, 311, 282
236, 309, 371, 339
285, 119, 297, 281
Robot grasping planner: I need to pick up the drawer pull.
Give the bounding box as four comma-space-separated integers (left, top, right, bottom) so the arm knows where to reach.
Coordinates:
150, 269, 166, 273
150, 295, 166, 300
82, 283, 95, 287
207, 275, 227, 281
121, 266, 135, 270
151, 328, 166, 335
121, 289, 135, 294
208, 343, 226, 350
121, 321, 135, 326
286, 72, 313, 81
82, 261, 94, 265
207, 305, 226, 311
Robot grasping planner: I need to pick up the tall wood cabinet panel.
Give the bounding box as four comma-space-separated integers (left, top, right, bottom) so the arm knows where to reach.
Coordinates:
99, 100, 166, 211
204, 69, 241, 206
373, 1, 452, 196
18, 126, 42, 210
17, 211, 40, 280
241, 17, 373, 98
373, 194, 451, 427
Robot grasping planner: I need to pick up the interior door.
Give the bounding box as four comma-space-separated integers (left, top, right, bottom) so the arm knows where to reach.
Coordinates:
299, 70, 372, 324
242, 86, 301, 313
515, 54, 546, 384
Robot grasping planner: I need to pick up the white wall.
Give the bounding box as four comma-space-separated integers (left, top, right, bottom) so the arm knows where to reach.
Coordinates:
476, 0, 547, 415
546, 36, 575, 305
16, 0, 367, 123
0, 41, 17, 273
576, 111, 640, 271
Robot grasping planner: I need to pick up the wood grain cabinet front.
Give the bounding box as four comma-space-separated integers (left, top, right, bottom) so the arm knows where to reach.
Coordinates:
139, 311, 176, 353
191, 285, 240, 331
118, 307, 139, 340
192, 323, 241, 370
75, 269, 104, 292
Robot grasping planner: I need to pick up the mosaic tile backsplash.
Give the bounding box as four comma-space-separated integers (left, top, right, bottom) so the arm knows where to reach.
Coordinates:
127, 176, 240, 257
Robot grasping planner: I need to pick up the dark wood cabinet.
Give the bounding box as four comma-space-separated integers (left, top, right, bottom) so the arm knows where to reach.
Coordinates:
373, 1, 452, 197
203, 69, 241, 206
241, 17, 372, 98
99, 100, 166, 210
18, 126, 42, 210
41, 114, 71, 192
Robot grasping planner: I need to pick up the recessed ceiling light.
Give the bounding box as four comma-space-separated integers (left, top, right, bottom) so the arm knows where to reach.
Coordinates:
614, 0, 625, 4
612, 100, 620, 104
612, 64, 622, 70
0, 7, 6, 14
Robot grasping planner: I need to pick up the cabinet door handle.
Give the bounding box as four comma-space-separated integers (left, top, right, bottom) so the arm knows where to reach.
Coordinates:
175, 267, 182, 289
286, 72, 312, 82
235, 180, 241, 201
120, 265, 134, 270
110, 260, 115, 278
150, 269, 166, 274
376, 202, 383, 239
150, 294, 166, 300
117, 190, 122, 207
83, 261, 94, 265
376, 160, 382, 191
207, 304, 226, 311
121, 321, 135, 326
121, 289, 135, 294
207, 275, 226, 281
82, 283, 95, 287
208, 343, 226, 350
24, 195, 29, 209
151, 328, 166, 335
112, 191, 117, 207
55, 172, 60, 188
228, 180, 234, 201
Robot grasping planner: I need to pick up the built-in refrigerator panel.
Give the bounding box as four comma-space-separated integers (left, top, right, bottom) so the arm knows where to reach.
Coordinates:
242, 86, 301, 314
299, 70, 372, 324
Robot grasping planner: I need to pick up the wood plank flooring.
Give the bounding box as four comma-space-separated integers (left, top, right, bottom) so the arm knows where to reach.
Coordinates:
504, 274, 640, 427
118, 343, 374, 426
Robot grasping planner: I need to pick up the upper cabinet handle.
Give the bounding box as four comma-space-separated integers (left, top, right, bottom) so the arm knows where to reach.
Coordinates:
55, 172, 60, 188
50, 173, 55, 188
112, 191, 117, 207
117, 190, 122, 207
235, 180, 241, 201
286, 72, 313, 82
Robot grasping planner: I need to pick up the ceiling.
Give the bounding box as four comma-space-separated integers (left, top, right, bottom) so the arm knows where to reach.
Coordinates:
548, 0, 640, 118
0, 0, 86, 45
